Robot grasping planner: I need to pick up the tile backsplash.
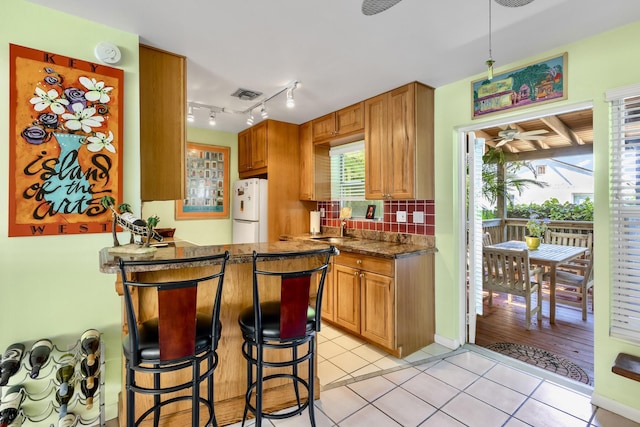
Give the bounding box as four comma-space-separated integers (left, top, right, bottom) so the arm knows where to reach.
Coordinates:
317, 200, 435, 236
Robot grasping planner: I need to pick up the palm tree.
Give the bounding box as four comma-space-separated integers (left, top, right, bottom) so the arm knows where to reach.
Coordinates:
482, 147, 547, 209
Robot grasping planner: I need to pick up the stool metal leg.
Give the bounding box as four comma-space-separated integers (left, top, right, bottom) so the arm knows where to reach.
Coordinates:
153, 369, 160, 427
308, 338, 316, 427
126, 362, 135, 427
192, 361, 199, 427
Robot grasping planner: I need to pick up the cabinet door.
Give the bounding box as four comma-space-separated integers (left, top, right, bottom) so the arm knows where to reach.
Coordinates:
250, 121, 268, 170
336, 102, 364, 136
364, 93, 387, 200
139, 45, 186, 201
387, 84, 415, 199
334, 264, 360, 334
238, 129, 252, 173
360, 271, 394, 349
312, 112, 337, 142
299, 121, 314, 201
320, 264, 334, 322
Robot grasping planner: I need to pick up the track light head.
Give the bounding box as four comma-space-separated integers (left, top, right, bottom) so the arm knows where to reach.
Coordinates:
209, 110, 216, 126
246, 112, 254, 126
187, 105, 194, 122
260, 104, 268, 119
286, 87, 295, 108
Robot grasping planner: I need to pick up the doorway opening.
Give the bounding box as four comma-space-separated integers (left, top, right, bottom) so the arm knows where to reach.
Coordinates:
460, 102, 595, 385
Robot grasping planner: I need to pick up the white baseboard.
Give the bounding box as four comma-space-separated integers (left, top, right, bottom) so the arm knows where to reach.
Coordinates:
434, 334, 460, 350
591, 391, 640, 423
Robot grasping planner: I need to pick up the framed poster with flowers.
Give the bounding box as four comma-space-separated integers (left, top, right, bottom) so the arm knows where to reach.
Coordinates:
9, 44, 124, 237
175, 143, 229, 219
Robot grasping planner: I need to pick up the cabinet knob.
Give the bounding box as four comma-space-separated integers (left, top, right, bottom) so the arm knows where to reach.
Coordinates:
359, 273, 364, 279
354, 271, 359, 277
357, 259, 362, 265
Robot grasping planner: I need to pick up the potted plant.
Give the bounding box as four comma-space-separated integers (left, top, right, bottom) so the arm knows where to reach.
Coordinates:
525, 215, 549, 250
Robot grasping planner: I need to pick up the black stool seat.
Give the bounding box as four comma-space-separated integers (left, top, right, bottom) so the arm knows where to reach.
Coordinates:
123, 314, 222, 361
238, 246, 336, 427
239, 302, 315, 339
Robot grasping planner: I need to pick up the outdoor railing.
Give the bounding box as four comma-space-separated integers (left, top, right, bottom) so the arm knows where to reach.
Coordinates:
482, 218, 594, 245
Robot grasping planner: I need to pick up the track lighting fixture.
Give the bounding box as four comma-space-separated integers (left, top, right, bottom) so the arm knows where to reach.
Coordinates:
185, 80, 299, 128
486, 0, 495, 80
286, 86, 295, 108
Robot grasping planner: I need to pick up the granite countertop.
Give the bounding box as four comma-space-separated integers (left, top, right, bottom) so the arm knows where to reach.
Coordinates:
99, 239, 336, 274
279, 232, 437, 259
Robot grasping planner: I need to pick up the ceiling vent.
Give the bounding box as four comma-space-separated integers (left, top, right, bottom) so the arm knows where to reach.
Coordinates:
230, 88, 263, 101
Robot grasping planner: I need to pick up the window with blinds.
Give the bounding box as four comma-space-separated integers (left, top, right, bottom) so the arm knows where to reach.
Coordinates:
607, 84, 640, 343
329, 141, 382, 218
330, 141, 365, 200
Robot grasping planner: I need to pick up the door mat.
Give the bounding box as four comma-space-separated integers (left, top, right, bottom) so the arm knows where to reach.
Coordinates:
485, 342, 591, 385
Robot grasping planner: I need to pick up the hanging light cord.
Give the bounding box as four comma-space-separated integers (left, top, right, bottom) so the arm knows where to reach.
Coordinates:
486, 0, 495, 79
488, 0, 493, 62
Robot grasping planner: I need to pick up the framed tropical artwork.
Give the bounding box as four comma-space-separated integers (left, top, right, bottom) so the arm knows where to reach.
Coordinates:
176, 143, 229, 219
9, 44, 124, 237
472, 53, 567, 119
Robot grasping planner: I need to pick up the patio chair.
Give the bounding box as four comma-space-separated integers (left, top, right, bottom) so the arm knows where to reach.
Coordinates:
545, 231, 593, 273
543, 254, 594, 320
482, 232, 493, 246
482, 247, 544, 330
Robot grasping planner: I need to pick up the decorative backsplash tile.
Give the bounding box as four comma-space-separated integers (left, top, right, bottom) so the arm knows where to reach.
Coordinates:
317, 200, 435, 236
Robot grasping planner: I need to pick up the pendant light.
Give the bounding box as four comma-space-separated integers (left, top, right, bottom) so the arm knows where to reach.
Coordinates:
486, 0, 495, 80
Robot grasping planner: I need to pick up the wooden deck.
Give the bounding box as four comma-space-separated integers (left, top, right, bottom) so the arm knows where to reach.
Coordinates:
475, 290, 594, 383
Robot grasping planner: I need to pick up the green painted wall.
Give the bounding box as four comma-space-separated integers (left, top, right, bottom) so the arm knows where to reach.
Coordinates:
434, 20, 640, 416
142, 127, 239, 245
0, 0, 140, 421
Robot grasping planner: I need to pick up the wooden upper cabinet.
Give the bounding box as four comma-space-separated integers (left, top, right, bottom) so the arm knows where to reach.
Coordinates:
238, 121, 268, 177
238, 128, 252, 173
299, 121, 331, 201
312, 102, 364, 143
250, 121, 268, 170
364, 82, 434, 200
139, 45, 186, 201
299, 121, 314, 201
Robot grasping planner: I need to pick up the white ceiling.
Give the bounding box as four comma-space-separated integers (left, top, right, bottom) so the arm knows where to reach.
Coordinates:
26, 0, 640, 133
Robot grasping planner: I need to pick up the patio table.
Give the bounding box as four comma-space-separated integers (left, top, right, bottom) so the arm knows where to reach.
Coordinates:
487, 240, 588, 323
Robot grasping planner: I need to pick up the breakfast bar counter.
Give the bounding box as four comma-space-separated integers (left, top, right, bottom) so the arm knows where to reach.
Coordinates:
99, 239, 336, 427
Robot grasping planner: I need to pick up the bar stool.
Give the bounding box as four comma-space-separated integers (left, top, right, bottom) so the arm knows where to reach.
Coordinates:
237, 246, 336, 427
118, 251, 230, 427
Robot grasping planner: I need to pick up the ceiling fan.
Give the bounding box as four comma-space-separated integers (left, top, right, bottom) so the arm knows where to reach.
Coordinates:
361, 0, 402, 16
494, 126, 547, 148
361, 0, 534, 16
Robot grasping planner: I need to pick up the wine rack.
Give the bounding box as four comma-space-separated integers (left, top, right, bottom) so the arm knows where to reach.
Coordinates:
0, 335, 105, 427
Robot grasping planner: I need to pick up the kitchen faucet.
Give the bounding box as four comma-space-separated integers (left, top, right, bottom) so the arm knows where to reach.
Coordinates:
340, 219, 347, 237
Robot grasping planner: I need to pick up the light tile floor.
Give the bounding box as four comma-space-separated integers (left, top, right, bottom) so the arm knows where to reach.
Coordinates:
227, 324, 640, 427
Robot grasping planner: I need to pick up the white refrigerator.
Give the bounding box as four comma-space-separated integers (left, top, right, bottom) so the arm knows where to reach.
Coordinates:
232, 178, 268, 243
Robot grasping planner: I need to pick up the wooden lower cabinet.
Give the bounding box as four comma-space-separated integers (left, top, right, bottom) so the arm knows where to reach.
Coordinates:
334, 263, 361, 334
322, 250, 434, 357
360, 271, 394, 349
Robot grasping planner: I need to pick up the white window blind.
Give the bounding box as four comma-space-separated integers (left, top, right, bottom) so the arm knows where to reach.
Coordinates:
608, 85, 640, 343
330, 141, 365, 201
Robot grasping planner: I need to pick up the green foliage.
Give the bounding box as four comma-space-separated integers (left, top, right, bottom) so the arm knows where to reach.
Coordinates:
100, 196, 115, 208
118, 203, 132, 214
526, 215, 549, 237
146, 215, 160, 229
481, 147, 547, 204
508, 198, 593, 221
